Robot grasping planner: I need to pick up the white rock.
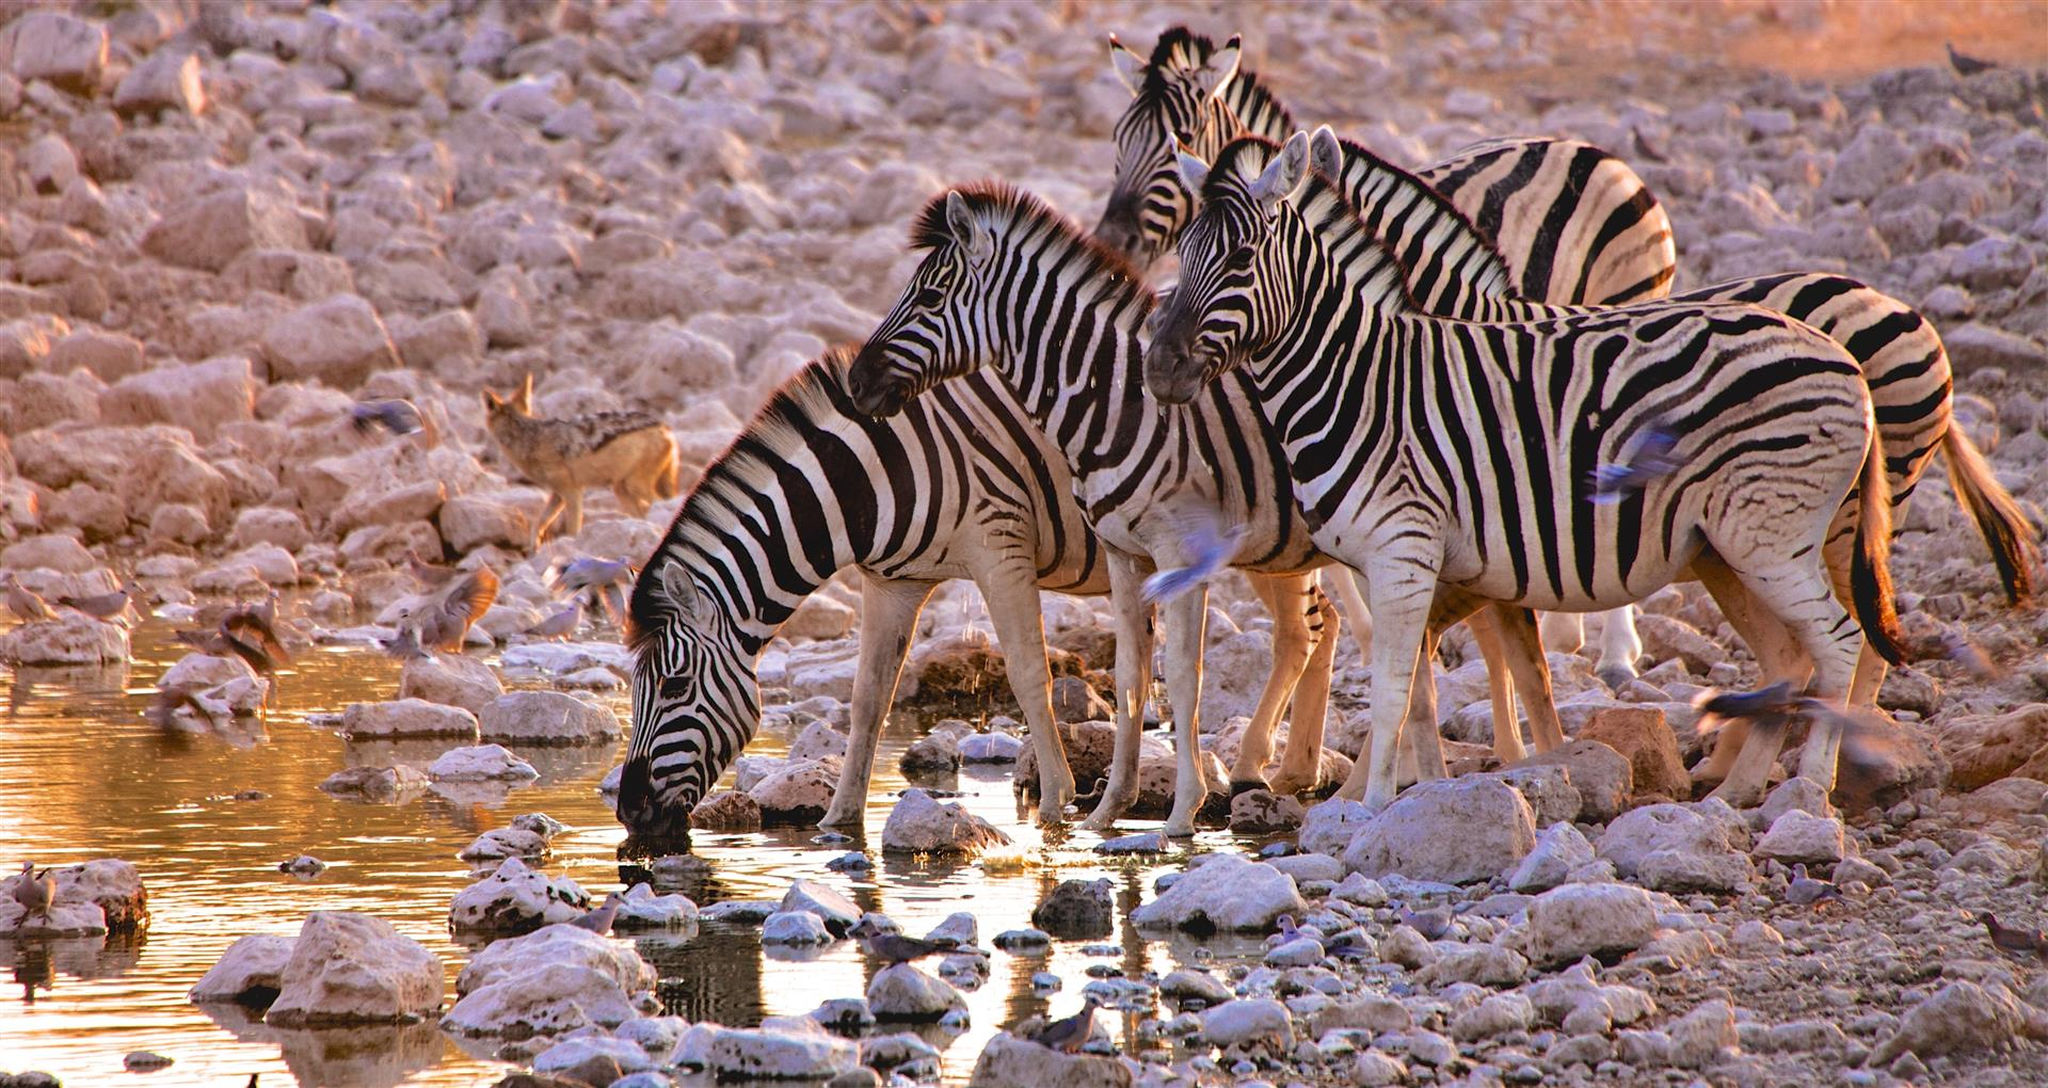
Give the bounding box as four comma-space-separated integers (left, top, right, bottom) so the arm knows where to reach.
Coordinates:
144, 188, 310, 274
478, 691, 620, 745
1753, 810, 1847, 865
1597, 802, 1753, 893
99, 356, 254, 443
456, 828, 548, 862
880, 788, 1012, 855
442, 961, 640, 1037
340, 698, 478, 740
265, 912, 444, 1026
968, 1031, 1132, 1088
0, 12, 108, 93
788, 719, 850, 761
1451, 992, 1536, 1040
959, 732, 1023, 762
429, 744, 539, 782
867, 962, 966, 1020
456, 922, 655, 997
1522, 883, 1659, 966
704, 1023, 860, 1081
190, 934, 296, 1002
780, 878, 861, 933
1130, 855, 1307, 932
448, 858, 589, 932
762, 910, 833, 945
1343, 777, 1536, 885
749, 758, 840, 818
1866, 981, 2045, 1066
613, 882, 699, 932
399, 651, 504, 714
114, 46, 204, 116
533, 1035, 655, 1084
1201, 998, 1294, 1049
261, 294, 399, 389
1509, 822, 1599, 894
0, 612, 130, 665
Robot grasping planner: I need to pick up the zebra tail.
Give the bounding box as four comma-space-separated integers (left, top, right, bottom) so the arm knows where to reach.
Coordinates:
1851, 431, 1909, 666
1940, 423, 2038, 606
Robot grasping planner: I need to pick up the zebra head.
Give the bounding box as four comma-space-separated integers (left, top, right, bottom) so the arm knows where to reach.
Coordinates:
1094, 28, 1242, 265
1145, 132, 1313, 405
617, 556, 759, 838
850, 189, 997, 418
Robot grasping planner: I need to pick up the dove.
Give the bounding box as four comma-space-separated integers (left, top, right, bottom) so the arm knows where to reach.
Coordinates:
11, 861, 55, 923
1396, 905, 1453, 941
1978, 911, 2046, 957
1031, 993, 1106, 1054
348, 398, 429, 439
568, 892, 625, 935
1947, 42, 1998, 76
1786, 863, 1842, 907
1589, 422, 1683, 503
1, 573, 56, 622
849, 916, 953, 964
406, 566, 500, 653
146, 685, 234, 731
56, 581, 141, 623
377, 625, 431, 661
548, 555, 635, 595
1140, 495, 1248, 603
524, 601, 583, 640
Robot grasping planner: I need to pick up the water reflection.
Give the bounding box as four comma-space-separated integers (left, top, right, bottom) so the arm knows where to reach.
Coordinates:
0, 615, 1260, 1087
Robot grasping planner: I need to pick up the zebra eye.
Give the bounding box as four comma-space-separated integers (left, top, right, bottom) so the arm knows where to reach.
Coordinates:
914, 287, 944, 309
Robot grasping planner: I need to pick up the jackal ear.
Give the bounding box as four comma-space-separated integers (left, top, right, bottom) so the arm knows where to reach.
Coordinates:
482, 389, 502, 411
1251, 130, 1312, 212
658, 560, 709, 626
1308, 125, 1345, 183
1193, 35, 1241, 100
1173, 136, 1210, 196
515, 372, 534, 409
945, 191, 993, 269
1108, 34, 1144, 96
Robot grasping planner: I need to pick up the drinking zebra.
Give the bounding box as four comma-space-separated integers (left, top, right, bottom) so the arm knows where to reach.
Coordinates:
1146, 133, 1908, 810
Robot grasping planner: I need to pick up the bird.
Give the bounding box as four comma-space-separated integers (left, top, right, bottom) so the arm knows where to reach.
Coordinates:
1590, 422, 1683, 503
848, 917, 952, 965
175, 598, 292, 676
568, 892, 625, 935
523, 600, 583, 640
1030, 992, 1105, 1054
405, 565, 500, 653
11, 861, 55, 923
1947, 42, 1998, 76
348, 398, 439, 447
1978, 911, 2046, 957
1786, 863, 1842, 907
1397, 905, 1453, 941
145, 685, 233, 732
376, 624, 431, 661
548, 555, 635, 595
1324, 927, 1374, 960
0, 573, 55, 622
405, 550, 460, 589
1933, 630, 2002, 680
1141, 494, 1247, 603
56, 581, 141, 623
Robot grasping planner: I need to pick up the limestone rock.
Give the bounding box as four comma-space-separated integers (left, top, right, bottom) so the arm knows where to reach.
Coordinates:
1522, 883, 1659, 966
114, 47, 205, 116
1509, 821, 1601, 894
704, 1024, 860, 1081
968, 1032, 1131, 1088
1228, 789, 1305, 833
1298, 798, 1375, 856
879, 788, 1011, 855
99, 356, 255, 443
1578, 706, 1691, 800
866, 962, 966, 1020
0, 12, 108, 94
399, 653, 504, 715
1032, 878, 1114, 938
1937, 705, 2048, 791
429, 744, 539, 782
1130, 855, 1306, 933
456, 922, 654, 997
340, 698, 478, 740
1200, 997, 1294, 1049
1513, 740, 1632, 823
442, 961, 639, 1038
779, 879, 861, 934
145, 188, 310, 274
190, 934, 296, 1002
1867, 981, 2048, 1066
1753, 809, 1847, 865
0, 612, 129, 665
748, 758, 839, 822
1343, 777, 1537, 884
448, 858, 589, 933
264, 912, 444, 1026
478, 691, 619, 746
261, 294, 400, 389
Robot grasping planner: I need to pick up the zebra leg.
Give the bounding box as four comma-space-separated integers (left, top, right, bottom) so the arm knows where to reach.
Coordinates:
1081, 552, 1155, 831
1396, 623, 1448, 784
975, 556, 1077, 822
1592, 606, 1645, 690
1494, 605, 1566, 753
1158, 572, 1214, 837
1269, 583, 1338, 796
1693, 555, 1825, 806
1322, 566, 1373, 660
1464, 606, 1526, 764
820, 576, 936, 829
1233, 573, 1316, 793
1539, 610, 1585, 655
1340, 550, 1443, 813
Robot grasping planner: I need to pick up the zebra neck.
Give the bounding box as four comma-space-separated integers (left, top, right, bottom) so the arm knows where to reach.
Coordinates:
988, 267, 1151, 478
1218, 69, 1293, 143
1335, 144, 1522, 316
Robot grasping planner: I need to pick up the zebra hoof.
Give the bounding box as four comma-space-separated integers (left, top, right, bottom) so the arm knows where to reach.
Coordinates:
1228, 778, 1269, 798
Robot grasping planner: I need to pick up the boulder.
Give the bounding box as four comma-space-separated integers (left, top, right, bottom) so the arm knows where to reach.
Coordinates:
1, 534, 97, 572
762, 911, 833, 945
879, 788, 1011, 855
190, 934, 296, 1003
749, 758, 839, 822
1937, 705, 2048, 791
1578, 706, 1691, 800
438, 494, 532, 553
340, 698, 478, 740
458, 828, 548, 863
1508, 822, 1600, 894
1866, 981, 2048, 1066
1495, 764, 1584, 827
39, 859, 144, 932
1753, 810, 1846, 865
0, 612, 129, 665
478, 691, 620, 746
959, 732, 1023, 763
1200, 998, 1294, 1049
1130, 855, 1306, 933
442, 961, 639, 1038
532, 1035, 655, 1086
399, 653, 504, 715
968, 1032, 1131, 1088
1596, 802, 1752, 893
1298, 798, 1375, 857
1228, 789, 1306, 834
319, 765, 430, 803
1522, 883, 1659, 966
611, 883, 698, 932
1343, 777, 1536, 884
99, 356, 255, 443
114, 45, 205, 116
448, 858, 589, 933
1511, 740, 1633, 823
689, 789, 762, 831
264, 912, 443, 1026
0, 12, 108, 93
429, 745, 539, 782
261, 294, 400, 389
456, 923, 654, 997
866, 963, 966, 1020
1032, 878, 1114, 938
779, 879, 861, 934
704, 1024, 860, 1081
145, 188, 310, 274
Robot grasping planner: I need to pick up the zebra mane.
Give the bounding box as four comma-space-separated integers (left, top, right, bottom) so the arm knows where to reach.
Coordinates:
910, 183, 1154, 311
1329, 134, 1519, 298
1223, 68, 1295, 136
1132, 26, 1294, 136
1202, 136, 1419, 314
626, 346, 863, 659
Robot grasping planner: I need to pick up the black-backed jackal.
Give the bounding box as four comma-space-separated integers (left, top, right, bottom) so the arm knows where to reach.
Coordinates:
482, 374, 680, 549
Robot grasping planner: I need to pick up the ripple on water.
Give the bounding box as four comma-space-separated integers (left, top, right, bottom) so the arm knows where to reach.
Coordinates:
0, 618, 1271, 1086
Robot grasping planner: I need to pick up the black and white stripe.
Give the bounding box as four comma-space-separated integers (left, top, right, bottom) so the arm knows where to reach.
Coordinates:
618, 349, 1102, 838
1147, 135, 1907, 810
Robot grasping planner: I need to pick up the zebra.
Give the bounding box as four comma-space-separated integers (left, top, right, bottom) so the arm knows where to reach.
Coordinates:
1303, 125, 2037, 778
1145, 132, 1908, 811
1093, 24, 1674, 687
845, 183, 1564, 834
616, 348, 1344, 837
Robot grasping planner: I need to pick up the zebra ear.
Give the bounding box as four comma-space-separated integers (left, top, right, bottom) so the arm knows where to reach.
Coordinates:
1173, 136, 1210, 196
1251, 131, 1313, 211
1309, 125, 1345, 181
1194, 35, 1241, 100
945, 191, 993, 269
658, 560, 708, 626
1108, 34, 1144, 96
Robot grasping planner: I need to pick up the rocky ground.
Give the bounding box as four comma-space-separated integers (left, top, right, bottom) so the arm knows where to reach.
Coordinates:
2, 1, 2047, 1087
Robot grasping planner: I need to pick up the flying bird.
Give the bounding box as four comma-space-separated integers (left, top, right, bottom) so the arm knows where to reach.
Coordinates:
1030, 992, 1105, 1054
1933, 630, 2002, 680
568, 892, 625, 935
401, 565, 500, 653
406, 550, 460, 590
548, 555, 635, 595
145, 685, 235, 732
348, 399, 439, 446
176, 597, 292, 675
377, 624, 431, 661
1141, 496, 1247, 603
11, 861, 55, 924
1947, 42, 1998, 76
1590, 422, 1683, 504
1, 574, 56, 622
